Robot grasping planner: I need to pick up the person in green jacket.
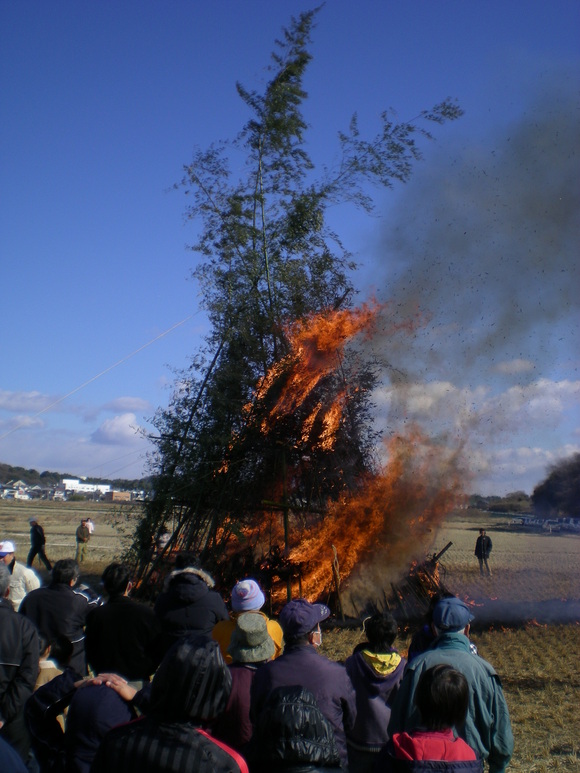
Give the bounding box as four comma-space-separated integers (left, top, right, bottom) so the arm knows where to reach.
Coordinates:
388, 596, 513, 773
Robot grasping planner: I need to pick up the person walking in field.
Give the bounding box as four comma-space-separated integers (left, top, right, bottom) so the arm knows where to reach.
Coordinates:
27, 518, 52, 571
75, 519, 91, 563
474, 529, 492, 576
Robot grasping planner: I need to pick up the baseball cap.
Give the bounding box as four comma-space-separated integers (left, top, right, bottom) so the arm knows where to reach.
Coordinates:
433, 597, 474, 632
279, 598, 330, 639
0, 541, 16, 556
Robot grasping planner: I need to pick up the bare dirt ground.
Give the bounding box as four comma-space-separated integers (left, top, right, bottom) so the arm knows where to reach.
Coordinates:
1, 501, 578, 770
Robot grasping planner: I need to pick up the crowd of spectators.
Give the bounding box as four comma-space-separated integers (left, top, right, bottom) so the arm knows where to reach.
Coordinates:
0, 550, 514, 773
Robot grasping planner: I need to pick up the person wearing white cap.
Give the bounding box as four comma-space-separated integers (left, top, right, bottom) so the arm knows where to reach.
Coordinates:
0, 540, 40, 611
212, 578, 283, 664
388, 596, 514, 773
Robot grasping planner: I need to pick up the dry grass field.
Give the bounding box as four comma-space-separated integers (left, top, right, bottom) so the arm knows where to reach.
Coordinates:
1, 501, 579, 771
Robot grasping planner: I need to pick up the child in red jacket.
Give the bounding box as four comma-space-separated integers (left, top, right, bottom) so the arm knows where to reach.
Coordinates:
377, 664, 483, 771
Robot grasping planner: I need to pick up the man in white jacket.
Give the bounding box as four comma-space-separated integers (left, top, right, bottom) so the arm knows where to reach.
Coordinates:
0, 541, 40, 611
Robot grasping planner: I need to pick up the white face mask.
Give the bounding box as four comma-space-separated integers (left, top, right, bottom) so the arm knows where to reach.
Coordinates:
311, 627, 322, 648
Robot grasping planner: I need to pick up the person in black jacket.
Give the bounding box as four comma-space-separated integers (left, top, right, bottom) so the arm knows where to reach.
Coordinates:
27, 518, 52, 571
474, 530, 492, 576
85, 563, 162, 685
0, 562, 40, 765
90, 637, 249, 773
154, 554, 228, 654
20, 559, 102, 675
249, 685, 342, 773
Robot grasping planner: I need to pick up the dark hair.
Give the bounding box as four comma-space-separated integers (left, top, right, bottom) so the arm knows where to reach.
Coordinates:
0, 563, 10, 596
174, 552, 200, 570
415, 664, 469, 731
49, 635, 74, 668
52, 559, 79, 585
101, 563, 131, 597
363, 611, 398, 652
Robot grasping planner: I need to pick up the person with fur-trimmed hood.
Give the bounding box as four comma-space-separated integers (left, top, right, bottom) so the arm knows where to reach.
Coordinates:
154, 553, 229, 655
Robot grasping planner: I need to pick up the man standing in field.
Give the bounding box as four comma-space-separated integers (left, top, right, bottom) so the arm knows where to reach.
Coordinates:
75, 519, 90, 563
475, 528, 493, 576
388, 596, 513, 773
0, 541, 40, 610
27, 518, 52, 571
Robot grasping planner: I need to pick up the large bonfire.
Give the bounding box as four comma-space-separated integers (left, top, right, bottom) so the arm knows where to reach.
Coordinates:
213, 302, 465, 609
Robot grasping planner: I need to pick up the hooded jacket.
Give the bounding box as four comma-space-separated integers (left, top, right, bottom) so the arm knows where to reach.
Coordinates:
345, 645, 406, 751
248, 685, 342, 773
154, 567, 229, 652
90, 637, 248, 773
376, 729, 483, 772
388, 633, 513, 773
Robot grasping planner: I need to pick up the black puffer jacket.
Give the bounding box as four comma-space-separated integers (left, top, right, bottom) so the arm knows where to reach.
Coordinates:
90, 637, 247, 773
248, 685, 342, 772
154, 568, 229, 652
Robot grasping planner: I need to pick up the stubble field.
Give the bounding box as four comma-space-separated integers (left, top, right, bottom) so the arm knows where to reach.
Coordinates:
1, 501, 579, 771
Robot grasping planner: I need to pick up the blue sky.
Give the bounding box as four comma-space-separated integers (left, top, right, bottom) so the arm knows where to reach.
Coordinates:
1, 1, 578, 495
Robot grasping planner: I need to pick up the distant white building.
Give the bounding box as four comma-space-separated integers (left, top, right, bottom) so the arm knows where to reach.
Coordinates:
62, 478, 111, 495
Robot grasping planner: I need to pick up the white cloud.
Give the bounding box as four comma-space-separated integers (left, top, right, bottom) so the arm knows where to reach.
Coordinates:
101, 397, 152, 414
493, 358, 535, 375
0, 390, 54, 413
91, 413, 143, 445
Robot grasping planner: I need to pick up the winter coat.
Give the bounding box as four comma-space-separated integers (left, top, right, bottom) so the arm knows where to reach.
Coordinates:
85, 594, 162, 680
0, 597, 39, 759
30, 524, 47, 549
376, 730, 483, 772
20, 583, 102, 675
251, 643, 356, 769
345, 645, 406, 752
213, 611, 284, 663
26, 666, 80, 773
65, 683, 135, 773
211, 663, 258, 751
248, 685, 342, 773
388, 633, 513, 773
7, 558, 40, 611
90, 638, 248, 773
474, 536, 492, 559
154, 567, 229, 652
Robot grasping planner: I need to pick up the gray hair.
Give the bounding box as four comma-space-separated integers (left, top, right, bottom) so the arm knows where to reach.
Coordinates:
0, 563, 11, 596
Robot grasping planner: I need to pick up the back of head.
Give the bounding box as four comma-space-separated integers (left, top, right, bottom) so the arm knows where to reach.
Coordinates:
432, 596, 474, 633
101, 563, 131, 597
150, 636, 231, 722
0, 563, 10, 596
174, 552, 200, 570
231, 578, 265, 612
363, 611, 398, 652
250, 685, 340, 768
52, 559, 79, 586
278, 598, 330, 644
228, 612, 275, 663
50, 635, 74, 668
415, 664, 469, 731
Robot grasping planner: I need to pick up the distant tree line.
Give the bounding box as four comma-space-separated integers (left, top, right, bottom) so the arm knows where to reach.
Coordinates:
468, 454, 579, 519
0, 462, 155, 492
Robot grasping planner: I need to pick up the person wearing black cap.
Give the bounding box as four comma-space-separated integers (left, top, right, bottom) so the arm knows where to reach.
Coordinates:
388, 596, 513, 773
250, 598, 356, 770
